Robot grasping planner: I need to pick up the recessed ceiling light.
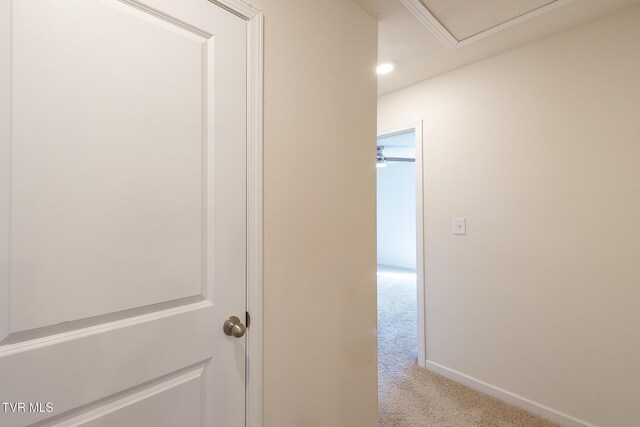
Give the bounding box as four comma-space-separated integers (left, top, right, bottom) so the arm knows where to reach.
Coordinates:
376, 62, 395, 75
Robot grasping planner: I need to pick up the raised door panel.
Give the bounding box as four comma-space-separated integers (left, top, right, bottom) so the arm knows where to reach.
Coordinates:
10, 0, 212, 333
45, 364, 207, 426
0, 303, 215, 426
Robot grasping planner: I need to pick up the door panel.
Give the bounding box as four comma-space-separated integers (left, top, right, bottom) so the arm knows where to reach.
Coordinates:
2, 304, 214, 425
0, 0, 247, 425
61, 366, 206, 427
11, 0, 206, 332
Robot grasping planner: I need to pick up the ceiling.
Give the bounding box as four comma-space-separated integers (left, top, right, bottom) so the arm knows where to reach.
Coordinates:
378, 0, 640, 95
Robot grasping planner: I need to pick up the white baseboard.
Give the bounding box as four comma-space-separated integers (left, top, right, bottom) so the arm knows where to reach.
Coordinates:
424, 360, 596, 427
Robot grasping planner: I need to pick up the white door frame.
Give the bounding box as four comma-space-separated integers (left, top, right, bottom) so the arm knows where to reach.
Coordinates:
211, 1, 263, 426
377, 121, 426, 368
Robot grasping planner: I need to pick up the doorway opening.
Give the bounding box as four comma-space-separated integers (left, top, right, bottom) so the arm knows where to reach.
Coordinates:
376, 122, 426, 414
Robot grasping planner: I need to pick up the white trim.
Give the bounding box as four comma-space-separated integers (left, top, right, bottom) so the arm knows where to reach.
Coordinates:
425, 361, 596, 427
377, 121, 426, 369
209, 1, 263, 426
399, 0, 576, 50
398, 0, 457, 49
414, 121, 425, 369
377, 261, 416, 272
213, 0, 261, 19
245, 9, 263, 427
0, 0, 11, 344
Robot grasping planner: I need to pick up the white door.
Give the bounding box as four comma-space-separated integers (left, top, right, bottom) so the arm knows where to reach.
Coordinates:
0, 0, 248, 425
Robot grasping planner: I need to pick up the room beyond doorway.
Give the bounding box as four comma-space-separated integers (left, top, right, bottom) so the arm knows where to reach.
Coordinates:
377, 130, 417, 270
376, 123, 425, 367
376, 123, 424, 422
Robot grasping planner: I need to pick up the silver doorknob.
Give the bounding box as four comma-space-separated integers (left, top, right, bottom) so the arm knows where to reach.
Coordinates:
223, 316, 246, 338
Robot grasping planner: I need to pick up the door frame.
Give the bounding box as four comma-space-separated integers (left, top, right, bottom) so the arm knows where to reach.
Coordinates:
377, 121, 426, 368
212, 1, 263, 426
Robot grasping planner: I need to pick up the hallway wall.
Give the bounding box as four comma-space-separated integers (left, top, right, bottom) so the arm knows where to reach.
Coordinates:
249, 1, 379, 426
378, 5, 640, 426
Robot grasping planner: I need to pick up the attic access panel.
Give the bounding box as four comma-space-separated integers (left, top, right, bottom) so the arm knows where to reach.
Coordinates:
420, 0, 556, 40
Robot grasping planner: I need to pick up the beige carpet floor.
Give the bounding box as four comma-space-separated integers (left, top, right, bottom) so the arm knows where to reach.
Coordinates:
377, 268, 558, 427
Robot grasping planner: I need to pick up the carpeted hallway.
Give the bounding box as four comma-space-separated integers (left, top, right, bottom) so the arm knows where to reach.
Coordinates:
377, 267, 558, 427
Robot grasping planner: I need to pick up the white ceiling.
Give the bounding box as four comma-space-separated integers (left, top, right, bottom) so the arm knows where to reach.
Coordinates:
378, 0, 640, 95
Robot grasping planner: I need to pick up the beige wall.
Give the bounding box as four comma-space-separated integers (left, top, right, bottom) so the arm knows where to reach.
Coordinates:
249, 1, 378, 426
379, 6, 640, 427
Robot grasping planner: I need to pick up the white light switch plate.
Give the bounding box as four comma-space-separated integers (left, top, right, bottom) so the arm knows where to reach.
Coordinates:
453, 218, 466, 235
